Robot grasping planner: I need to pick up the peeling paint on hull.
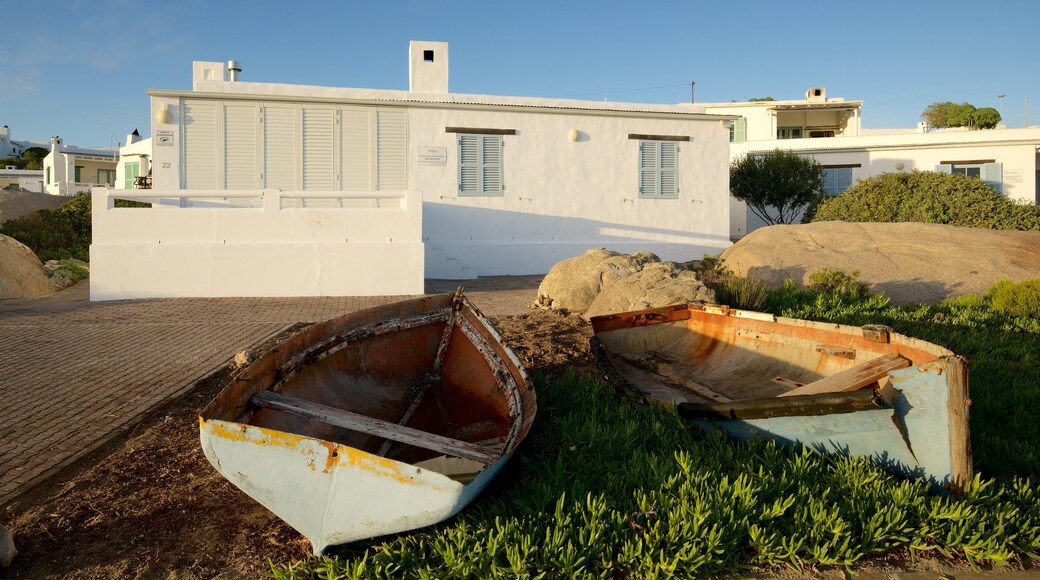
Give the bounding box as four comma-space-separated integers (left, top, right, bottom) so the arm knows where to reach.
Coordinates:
199, 292, 535, 554
591, 303, 971, 496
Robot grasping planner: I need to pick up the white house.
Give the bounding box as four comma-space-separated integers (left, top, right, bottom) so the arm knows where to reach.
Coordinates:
90, 41, 736, 300
700, 90, 1040, 237
42, 137, 118, 196
0, 125, 49, 158
116, 130, 151, 190
0, 167, 44, 192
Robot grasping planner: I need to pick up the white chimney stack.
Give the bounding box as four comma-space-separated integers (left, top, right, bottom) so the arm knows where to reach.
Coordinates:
227, 60, 242, 82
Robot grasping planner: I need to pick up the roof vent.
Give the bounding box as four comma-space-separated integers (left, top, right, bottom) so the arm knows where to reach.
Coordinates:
227, 60, 242, 82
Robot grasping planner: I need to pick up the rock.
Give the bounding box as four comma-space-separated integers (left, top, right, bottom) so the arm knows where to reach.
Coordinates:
0, 234, 50, 300
584, 261, 716, 319
0, 190, 67, 224
534, 248, 660, 312
0, 522, 15, 567
720, 222, 1040, 305
234, 348, 256, 368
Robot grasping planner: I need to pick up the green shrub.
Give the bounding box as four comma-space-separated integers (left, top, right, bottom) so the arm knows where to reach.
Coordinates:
812, 170, 1040, 230
713, 276, 769, 311
986, 279, 1040, 318
688, 253, 732, 286
808, 268, 867, 296
0, 191, 92, 262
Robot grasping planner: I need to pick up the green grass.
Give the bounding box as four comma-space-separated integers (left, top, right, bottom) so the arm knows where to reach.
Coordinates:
270, 284, 1040, 578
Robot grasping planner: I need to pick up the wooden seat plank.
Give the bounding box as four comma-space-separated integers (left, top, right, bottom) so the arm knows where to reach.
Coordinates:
778, 353, 910, 397
252, 390, 499, 464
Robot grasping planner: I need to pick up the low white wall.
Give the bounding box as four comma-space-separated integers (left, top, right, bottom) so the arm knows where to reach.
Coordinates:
90, 187, 424, 300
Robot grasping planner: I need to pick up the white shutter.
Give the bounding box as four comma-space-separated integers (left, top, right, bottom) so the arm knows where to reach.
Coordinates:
340, 109, 371, 191
376, 110, 407, 191
224, 103, 258, 189
302, 107, 334, 190
263, 104, 298, 190
183, 101, 218, 189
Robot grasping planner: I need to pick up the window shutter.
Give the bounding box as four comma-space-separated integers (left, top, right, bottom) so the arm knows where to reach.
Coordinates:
376, 110, 407, 191
183, 101, 218, 189
982, 162, 1003, 194
482, 135, 503, 194
224, 103, 259, 189
733, 118, 746, 144
934, 164, 953, 174
340, 109, 371, 191
302, 107, 334, 190
263, 104, 298, 190
459, 134, 481, 194
822, 167, 852, 196
639, 141, 659, 196
124, 162, 139, 189
659, 141, 678, 197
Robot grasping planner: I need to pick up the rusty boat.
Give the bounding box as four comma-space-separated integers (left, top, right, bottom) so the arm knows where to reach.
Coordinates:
199, 291, 536, 554
590, 303, 971, 495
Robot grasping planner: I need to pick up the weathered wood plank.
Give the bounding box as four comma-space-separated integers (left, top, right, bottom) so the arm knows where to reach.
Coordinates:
778, 353, 910, 397
252, 390, 499, 464
771, 376, 804, 390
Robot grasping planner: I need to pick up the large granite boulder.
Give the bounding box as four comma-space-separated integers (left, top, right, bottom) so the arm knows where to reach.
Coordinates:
0, 235, 50, 300
720, 221, 1040, 305
584, 261, 716, 320
533, 248, 659, 312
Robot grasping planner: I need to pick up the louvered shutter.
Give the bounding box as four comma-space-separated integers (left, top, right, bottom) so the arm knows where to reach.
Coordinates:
639, 141, 659, 197
659, 142, 678, 197
482, 135, 503, 194
732, 118, 746, 143
302, 107, 335, 190
124, 162, 139, 189
263, 105, 298, 190
822, 167, 852, 196
982, 162, 1003, 194
934, 164, 953, 174
340, 109, 371, 191
224, 103, 259, 189
458, 135, 503, 196
183, 101, 218, 189
376, 110, 407, 191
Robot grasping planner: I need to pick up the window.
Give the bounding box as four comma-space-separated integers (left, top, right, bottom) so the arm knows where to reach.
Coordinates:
822, 167, 853, 196
935, 162, 1002, 194
46, 167, 50, 184
74, 166, 83, 182
777, 126, 802, 140
97, 169, 115, 186
458, 134, 503, 196
638, 140, 679, 198
124, 162, 140, 189
728, 118, 746, 144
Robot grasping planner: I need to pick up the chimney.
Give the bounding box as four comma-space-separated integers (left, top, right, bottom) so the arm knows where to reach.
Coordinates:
126, 128, 141, 145
227, 60, 242, 82
408, 41, 449, 94
805, 87, 827, 103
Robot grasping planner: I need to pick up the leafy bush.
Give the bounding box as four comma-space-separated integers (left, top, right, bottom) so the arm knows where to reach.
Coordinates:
808, 268, 867, 296
0, 191, 92, 262
688, 253, 732, 286
812, 170, 1040, 230
730, 149, 824, 225
689, 254, 769, 310
986, 279, 1040, 318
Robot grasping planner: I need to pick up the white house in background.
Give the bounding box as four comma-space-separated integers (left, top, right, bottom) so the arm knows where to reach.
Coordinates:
0, 125, 49, 158
116, 129, 152, 189
42, 137, 118, 196
0, 167, 44, 192
90, 41, 736, 300
700, 89, 1040, 237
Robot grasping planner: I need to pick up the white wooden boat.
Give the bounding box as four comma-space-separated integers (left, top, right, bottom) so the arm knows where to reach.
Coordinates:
199, 291, 536, 554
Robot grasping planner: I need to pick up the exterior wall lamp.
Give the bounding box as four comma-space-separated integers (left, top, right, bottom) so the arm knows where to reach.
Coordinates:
155, 105, 173, 125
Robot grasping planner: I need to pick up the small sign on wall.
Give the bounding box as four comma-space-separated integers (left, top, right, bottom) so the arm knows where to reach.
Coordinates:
1004, 169, 1022, 184
156, 130, 175, 146
418, 146, 447, 166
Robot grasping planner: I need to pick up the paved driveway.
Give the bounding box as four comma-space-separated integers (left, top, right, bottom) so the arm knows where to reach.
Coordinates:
0, 277, 540, 507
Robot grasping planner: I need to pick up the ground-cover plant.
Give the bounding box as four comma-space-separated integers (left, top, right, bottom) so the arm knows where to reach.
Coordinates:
271, 369, 1039, 578
689, 254, 769, 311
985, 279, 1040, 319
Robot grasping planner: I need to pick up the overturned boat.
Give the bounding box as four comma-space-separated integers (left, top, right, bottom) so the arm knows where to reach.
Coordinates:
590, 304, 971, 495
199, 291, 536, 554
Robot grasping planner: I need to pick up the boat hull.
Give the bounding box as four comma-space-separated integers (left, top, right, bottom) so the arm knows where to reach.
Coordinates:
590, 304, 971, 495
200, 293, 535, 553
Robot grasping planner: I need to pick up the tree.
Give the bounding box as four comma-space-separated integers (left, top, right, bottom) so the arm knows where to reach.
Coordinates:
973, 107, 1001, 129
748, 96, 776, 102
21, 147, 48, 170
730, 149, 824, 226
921, 101, 1001, 129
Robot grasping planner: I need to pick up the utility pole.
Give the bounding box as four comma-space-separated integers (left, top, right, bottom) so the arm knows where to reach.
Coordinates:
998, 94, 1006, 119
690, 81, 696, 104
1027, 99, 1031, 128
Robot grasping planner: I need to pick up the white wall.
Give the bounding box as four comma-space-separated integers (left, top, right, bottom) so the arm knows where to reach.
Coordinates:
90, 187, 424, 300
408, 108, 733, 277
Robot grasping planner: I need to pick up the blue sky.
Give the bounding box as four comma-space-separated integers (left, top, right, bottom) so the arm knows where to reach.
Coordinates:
3, 0, 1035, 148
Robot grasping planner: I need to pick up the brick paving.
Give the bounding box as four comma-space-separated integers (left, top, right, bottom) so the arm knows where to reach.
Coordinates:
0, 276, 540, 507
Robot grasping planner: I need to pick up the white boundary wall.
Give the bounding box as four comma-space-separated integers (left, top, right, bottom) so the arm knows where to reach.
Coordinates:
89, 187, 424, 300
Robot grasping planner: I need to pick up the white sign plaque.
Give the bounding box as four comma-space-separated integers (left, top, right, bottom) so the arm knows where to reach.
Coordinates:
418, 146, 447, 166
156, 130, 175, 147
